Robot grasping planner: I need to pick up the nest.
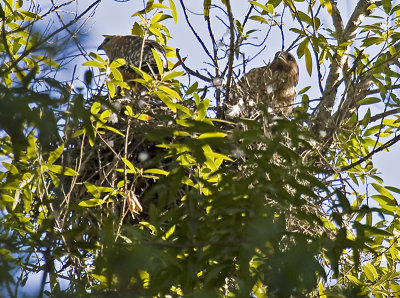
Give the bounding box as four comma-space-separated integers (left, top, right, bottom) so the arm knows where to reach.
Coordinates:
55, 86, 329, 243
59, 93, 179, 228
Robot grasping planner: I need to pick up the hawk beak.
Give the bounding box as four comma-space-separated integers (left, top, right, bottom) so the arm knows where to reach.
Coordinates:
277, 52, 287, 63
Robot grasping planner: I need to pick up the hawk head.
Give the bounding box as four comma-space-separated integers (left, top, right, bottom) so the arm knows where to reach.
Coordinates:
97, 35, 120, 53
269, 51, 299, 86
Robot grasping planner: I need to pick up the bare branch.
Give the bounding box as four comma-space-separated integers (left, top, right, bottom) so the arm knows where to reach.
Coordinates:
176, 49, 211, 82
178, 0, 215, 65
369, 108, 400, 122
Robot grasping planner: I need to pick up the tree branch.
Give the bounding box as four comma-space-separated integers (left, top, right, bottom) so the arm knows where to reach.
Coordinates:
314, 0, 376, 130
178, 0, 215, 65
340, 134, 400, 172
176, 49, 211, 82
0, 0, 101, 77
222, 0, 236, 119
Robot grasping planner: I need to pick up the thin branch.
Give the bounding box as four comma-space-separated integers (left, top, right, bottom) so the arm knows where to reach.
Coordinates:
366, 84, 400, 95
176, 49, 211, 82
222, 0, 236, 119
0, 0, 102, 77
178, 0, 215, 64
242, 3, 255, 28
369, 108, 400, 122
340, 134, 400, 172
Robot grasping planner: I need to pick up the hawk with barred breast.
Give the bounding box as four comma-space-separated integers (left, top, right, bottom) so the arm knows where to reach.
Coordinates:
229, 51, 299, 118
98, 35, 168, 83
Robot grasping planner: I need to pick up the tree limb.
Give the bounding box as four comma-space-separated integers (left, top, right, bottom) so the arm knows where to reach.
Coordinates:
222, 0, 236, 119
340, 134, 400, 172
176, 49, 211, 82
314, 0, 376, 129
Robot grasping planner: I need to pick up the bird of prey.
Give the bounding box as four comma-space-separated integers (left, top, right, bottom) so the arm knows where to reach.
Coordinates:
97, 35, 168, 83
229, 51, 299, 118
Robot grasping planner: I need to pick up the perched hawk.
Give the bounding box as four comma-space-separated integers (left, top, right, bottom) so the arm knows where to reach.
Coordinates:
98, 35, 168, 82
229, 51, 299, 118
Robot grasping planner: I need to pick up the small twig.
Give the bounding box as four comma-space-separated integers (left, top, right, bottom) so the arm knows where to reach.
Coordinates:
178, 0, 215, 64
176, 49, 211, 82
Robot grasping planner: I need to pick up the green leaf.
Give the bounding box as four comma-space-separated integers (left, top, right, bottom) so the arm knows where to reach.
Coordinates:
89, 52, 105, 63
2, 162, 19, 175
186, 82, 198, 94
111, 68, 123, 82
249, 1, 273, 13
371, 183, 395, 200
204, 0, 211, 19
32, 55, 59, 68
196, 98, 209, 121
47, 165, 77, 176
363, 263, 378, 282
110, 58, 126, 68
143, 169, 169, 175
346, 274, 363, 285
78, 198, 103, 207
155, 91, 177, 112
319, 0, 333, 15
140, 221, 157, 233
152, 48, 164, 75
163, 70, 184, 81
158, 85, 181, 101
304, 46, 312, 76
107, 81, 116, 98
91, 102, 101, 115
358, 97, 380, 106
197, 132, 227, 139
162, 225, 175, 240
169, 0, 178, 23
83, 60, 104, 68
249, 15, 268, 24
47, 144, 64, 165
382, 0, 391, 14
122, 158, 139, 174
131, 66, 153, 81
298, 86, 311, 94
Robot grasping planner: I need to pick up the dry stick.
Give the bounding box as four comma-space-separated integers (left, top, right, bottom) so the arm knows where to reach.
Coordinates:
366, 84, 400, 95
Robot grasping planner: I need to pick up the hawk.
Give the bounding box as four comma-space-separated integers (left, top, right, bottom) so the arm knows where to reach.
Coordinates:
98, 35, 168, 83
229, 51, 299, 118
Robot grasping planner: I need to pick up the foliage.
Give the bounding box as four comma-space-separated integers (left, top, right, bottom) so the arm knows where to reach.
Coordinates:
1, 0, 400, 297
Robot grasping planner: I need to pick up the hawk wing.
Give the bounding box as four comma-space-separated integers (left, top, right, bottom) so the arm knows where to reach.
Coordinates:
98, 35, 168, 81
